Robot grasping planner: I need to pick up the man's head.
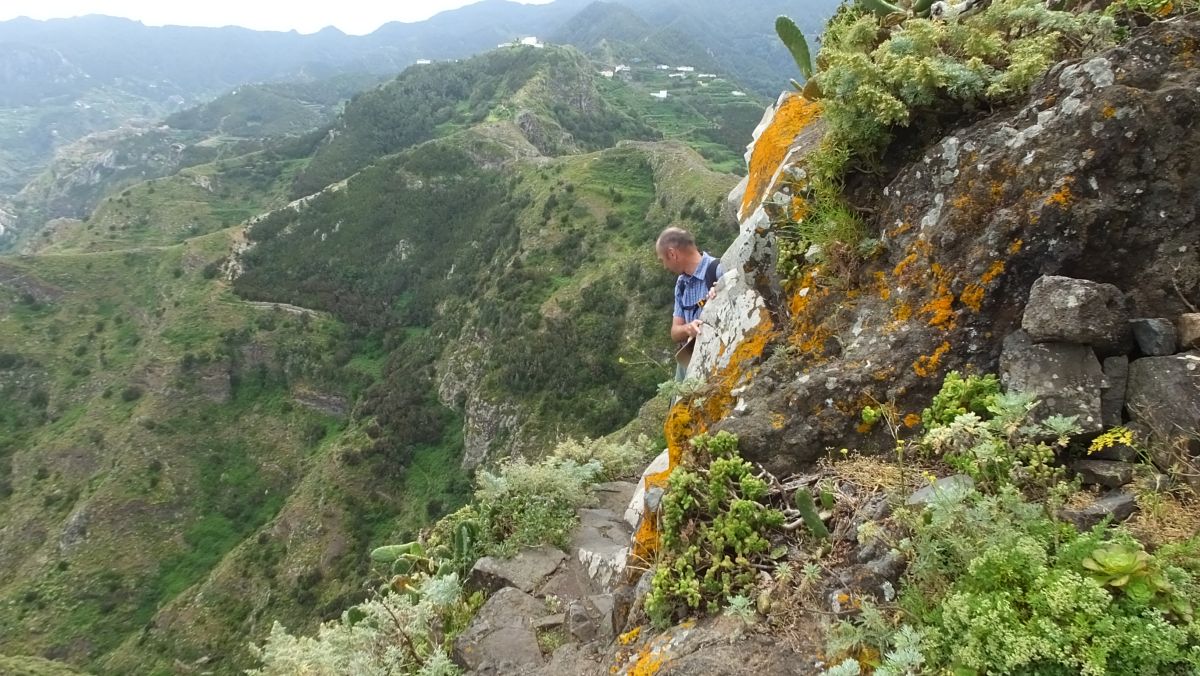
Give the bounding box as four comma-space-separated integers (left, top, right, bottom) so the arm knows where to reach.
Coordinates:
656, 226, 701, 275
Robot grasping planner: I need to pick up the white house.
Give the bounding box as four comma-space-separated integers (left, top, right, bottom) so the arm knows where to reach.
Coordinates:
614, 65, 630, 73
520, 36, 545, 48
697, 73, 717, 79
675, 66, 695, 72
668, 73, 686, 79
416, 59, 432, 65
651, 90, 669, 99
656, 64, 671, 70
731, 90, 747, 97
600, 70, 615, 78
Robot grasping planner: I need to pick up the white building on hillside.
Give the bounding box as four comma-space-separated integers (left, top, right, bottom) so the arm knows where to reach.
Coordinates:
520, 36, 545, 48
651, 90, 669, 99
676, 66, 695, 72
656, 64, 671, 70
416, 59, 432, 65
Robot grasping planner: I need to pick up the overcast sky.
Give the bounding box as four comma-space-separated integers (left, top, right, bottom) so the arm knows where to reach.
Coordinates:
0, 0, 556, 35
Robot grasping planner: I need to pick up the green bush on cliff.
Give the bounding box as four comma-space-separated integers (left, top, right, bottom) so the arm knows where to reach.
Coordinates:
825, 486, 1200, 674
808, 0, 1118, 193
646, 432, 786, 627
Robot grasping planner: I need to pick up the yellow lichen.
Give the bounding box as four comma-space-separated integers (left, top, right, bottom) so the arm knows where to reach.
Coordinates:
960, 283, 985, 312
740, 94, 823, 219
903, 413, 922, 428
913, 341, 951, 377
1008, 239, 1023, 254
981, 260, 1006, 285
1044, 178, 1075, 208
619, 626, 643, 646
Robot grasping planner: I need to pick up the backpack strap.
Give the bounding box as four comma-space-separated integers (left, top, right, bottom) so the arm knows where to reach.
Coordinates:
679, 257, 721, 314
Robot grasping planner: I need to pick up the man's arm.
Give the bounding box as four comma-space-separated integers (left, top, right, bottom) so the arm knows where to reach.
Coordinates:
670, 316, 702, 343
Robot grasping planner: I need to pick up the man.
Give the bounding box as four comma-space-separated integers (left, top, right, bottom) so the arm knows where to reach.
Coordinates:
656, 226, 722, 381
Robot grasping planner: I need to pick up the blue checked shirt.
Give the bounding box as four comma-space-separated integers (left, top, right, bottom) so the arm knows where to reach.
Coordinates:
673, 253, 722, 324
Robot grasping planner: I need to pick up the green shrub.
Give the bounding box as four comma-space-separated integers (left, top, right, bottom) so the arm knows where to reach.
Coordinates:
827, 486, 1200, 675
474, 455, 602, 555
646, 432, 785, 627
921, 370, 1000, 428
549, 434, 658, 480
120, 386, 144, 402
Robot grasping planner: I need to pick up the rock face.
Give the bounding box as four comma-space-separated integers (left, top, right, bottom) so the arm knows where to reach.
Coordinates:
692, 20, 1200, 471
1022, 276, 1130, 354
999, 333, 1106, 433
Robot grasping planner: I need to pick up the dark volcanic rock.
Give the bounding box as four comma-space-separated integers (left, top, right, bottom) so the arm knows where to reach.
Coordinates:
720, 20, 1200, 472
1100, 355, 1129, 427
1022, 276, 1130, 354
999, 335, 1105, 433
1130, 318, 1177, 356
1126, 352, 1200, 489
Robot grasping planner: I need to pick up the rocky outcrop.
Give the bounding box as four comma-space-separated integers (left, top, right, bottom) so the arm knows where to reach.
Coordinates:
685, 19, 1200, 474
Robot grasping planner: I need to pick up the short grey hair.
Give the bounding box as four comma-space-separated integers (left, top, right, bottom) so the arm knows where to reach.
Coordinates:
656, 226, 696, 252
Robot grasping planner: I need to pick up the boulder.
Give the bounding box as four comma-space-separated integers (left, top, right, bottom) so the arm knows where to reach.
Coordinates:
1069, 459, 1135, 488
470, 546, 566, 595
571, 509, 631, 590
1177, 314, 1200, 350
1021, 276, 1130, 355
1130, 318, 1177, 356
1125, 352, 1200, 488
1088, 441, 1139, 463
1100, 356, 1129, 428
1057, 491, 1137, 531
453, 587, 548, 673
999, 334, 1106, 433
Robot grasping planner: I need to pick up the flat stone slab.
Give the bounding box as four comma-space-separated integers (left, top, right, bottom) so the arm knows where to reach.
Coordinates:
1058, 491, 1137, 531
453, 587, 548, 673
907, 474, 975, 506
470, 545, 566, 594
594, 481, 637, 516
1070, 459, 1135, 488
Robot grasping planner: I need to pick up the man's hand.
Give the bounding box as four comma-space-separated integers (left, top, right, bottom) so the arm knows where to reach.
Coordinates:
684, 319, 703, 339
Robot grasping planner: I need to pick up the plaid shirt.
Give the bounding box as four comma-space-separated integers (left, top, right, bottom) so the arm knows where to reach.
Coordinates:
673, 253, 722, 323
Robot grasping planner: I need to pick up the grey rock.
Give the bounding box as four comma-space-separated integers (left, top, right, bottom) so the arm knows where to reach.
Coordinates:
865, 549, 906, 582
1089, 441, 1139, 463
644, 486, 665, 513
1070, 459, 1135, 488
538, 557, 599, 601
1178, 314, 1200, 350
533, 613, 566, 630
1058, 491, 1137, 531
1000, 335, 1106, 434
470, 545, 566, 595
1100, 356, 1129, 427
594, 481, 637, 515
565, 594, 615, 643
1131, 318, 1177, 356
906, 474, 975, 506
1022, 275, 1130, 354
1126, 352, 1200, 489
453, 587, 548, 673
571, 509, 631, 590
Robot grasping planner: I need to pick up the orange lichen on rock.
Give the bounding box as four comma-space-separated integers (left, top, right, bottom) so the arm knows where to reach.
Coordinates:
893, 302, 913, 322
1008, 239, 1023, 254
913, 341, 951, 377
1044, 177, 1075, 208
740, 94, 823, 219
904, 413, 922, 428
1102, 104, 1117, 119
919, 264, 957, 329
981, 260, 1006, 285
960, 283, 985, 312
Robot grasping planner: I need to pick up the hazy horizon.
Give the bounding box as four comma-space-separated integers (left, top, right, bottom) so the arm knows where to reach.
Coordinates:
0, 0, 558, 36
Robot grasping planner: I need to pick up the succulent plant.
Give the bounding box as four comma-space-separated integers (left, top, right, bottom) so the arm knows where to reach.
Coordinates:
794, 488, 830, 540
775, 16, 815, 82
